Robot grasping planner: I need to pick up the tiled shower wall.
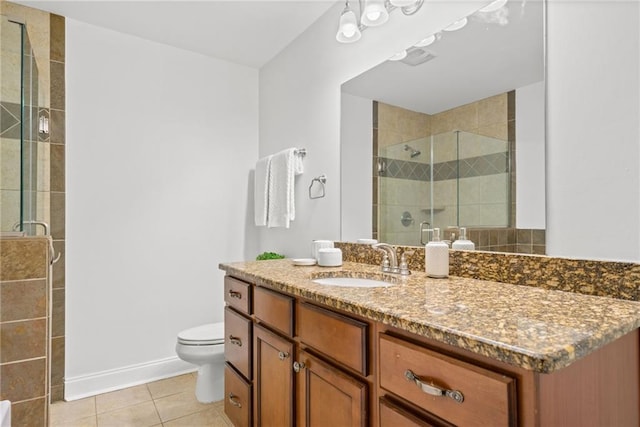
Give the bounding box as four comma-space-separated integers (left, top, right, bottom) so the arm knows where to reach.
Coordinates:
374, 94, 545, 253
0, 0, 66, 402
0, 236, 50, 426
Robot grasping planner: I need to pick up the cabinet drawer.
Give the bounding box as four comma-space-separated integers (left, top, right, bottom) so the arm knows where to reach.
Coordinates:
224, 363, 252, 427
379, 398, 441, 427
297, 302, 369, 376
225, 307, 252, 380
254, 286, 294, 337
379, 334, 516, 427
224, 276, 252, 315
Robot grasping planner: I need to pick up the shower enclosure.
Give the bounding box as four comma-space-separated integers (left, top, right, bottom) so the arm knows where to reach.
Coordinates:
377, 130, 510, 246
1, 15, 43, 235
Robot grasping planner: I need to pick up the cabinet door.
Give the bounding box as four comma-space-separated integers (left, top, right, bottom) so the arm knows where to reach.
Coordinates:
296, 349, 367, 427
253, 324, 294, 427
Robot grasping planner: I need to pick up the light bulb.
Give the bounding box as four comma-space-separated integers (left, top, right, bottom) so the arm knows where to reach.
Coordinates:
361, 0, 389, 27
336, 7, 361, 43
479, 0, 508, 13
414, 34, 437, 47
367, 10, 381, 21
443, 17, 468, 32
389, 50, 407, 61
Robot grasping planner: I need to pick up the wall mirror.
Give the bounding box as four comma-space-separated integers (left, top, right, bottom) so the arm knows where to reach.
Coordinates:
341, 0, 545, 253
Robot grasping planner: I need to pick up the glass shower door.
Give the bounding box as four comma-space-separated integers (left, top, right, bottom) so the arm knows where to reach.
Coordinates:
0, 15, 40, 235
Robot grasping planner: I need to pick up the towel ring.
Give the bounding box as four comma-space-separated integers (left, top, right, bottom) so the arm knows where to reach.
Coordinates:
309, 175, 327, 199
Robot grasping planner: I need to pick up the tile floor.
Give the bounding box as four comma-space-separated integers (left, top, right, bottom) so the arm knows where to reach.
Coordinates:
49, 373, 232, 427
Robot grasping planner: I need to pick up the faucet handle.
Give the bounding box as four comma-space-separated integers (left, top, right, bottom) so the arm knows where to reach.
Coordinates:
381, 254, 391, 272
399, 250, 415, 275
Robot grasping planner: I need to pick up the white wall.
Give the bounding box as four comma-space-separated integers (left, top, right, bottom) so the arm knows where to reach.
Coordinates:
258, 1, 488, 258
66, 19, 258, 398
340, 93, 372, 242
516, 80, 546, 229
261, 0, 640, 262
546, 1, 640, 261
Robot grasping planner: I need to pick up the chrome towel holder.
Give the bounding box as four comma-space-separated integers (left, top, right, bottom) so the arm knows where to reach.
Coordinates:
309, 175, 326, 199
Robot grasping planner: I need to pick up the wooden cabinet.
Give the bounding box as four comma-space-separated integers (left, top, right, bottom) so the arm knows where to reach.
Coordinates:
222, 274, 639, 427
225, 363, 252, 427
379, 333, 516, 426
297, 302, 369, 376
225, 306, 252, 380
253, 324, 295, 427
296, 349, 367, 427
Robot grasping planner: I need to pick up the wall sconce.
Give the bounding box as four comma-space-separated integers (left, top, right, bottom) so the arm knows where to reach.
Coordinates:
38, 114, 49, 135
336, 0, 424, 43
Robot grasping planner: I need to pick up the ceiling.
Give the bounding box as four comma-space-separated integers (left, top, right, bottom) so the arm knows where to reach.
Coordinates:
14, 0, 337, 68
342, 0, 544, 115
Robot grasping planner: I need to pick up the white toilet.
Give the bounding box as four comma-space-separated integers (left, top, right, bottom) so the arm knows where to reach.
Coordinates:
175, 322, 225, 403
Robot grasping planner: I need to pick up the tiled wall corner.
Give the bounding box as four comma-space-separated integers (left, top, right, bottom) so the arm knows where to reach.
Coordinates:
0, 237, 50, 427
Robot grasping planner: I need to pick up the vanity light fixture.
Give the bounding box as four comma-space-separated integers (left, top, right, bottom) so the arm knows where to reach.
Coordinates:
443, 17, 468, 31
336, 1, 362, 43
361, 0, 389, 26
479, 0, 508, 13
336, 0, 424, 44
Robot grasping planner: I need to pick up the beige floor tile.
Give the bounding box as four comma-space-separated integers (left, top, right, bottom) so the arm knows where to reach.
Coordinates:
96, 401, 160, 427
96, 384, 152, 414
50, 415, 98, 427
163, 407, 230, 427
147, 373, 195, 399
154, 390, 214, 423
49, 397, 96, 425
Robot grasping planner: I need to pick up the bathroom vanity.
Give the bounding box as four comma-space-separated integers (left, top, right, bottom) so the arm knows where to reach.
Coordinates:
219, 259, 640, 427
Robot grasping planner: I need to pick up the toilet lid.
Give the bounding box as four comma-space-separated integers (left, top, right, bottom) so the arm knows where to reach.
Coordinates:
178, 322, 225, 345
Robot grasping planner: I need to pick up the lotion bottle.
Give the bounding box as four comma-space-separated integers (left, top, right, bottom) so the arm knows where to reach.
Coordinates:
425, 228, 449, 278
452, 227, 475, 251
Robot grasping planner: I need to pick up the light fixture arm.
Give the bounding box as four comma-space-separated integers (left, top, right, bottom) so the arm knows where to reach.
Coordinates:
398, 0, 423, 15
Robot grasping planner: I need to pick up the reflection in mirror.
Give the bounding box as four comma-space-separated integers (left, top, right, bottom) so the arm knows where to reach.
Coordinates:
341, 0, 545, 254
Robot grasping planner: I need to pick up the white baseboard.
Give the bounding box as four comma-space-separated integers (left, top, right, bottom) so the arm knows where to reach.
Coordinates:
64, 356, 197, 401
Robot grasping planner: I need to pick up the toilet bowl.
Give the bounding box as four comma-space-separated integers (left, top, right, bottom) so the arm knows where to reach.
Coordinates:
175, 322, 225, 403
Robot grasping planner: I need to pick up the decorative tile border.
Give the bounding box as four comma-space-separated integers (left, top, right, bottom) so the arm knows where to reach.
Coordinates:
378, 151, 509, 182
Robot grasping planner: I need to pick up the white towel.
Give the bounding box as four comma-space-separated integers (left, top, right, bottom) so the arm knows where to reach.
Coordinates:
267, 148, 303, 228
254, 155, 272, 226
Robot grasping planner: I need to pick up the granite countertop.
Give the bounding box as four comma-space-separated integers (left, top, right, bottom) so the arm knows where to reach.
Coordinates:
219, 259, 640, 374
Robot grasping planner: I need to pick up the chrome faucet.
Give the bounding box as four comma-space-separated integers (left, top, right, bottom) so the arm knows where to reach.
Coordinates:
372, 243, 415, 275
372, 243, 398, 273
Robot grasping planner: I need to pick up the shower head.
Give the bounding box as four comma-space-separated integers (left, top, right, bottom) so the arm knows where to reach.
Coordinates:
404, 144, 421, 158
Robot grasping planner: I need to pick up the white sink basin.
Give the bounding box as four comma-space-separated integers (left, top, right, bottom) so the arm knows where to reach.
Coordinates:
312, 277, 393, 288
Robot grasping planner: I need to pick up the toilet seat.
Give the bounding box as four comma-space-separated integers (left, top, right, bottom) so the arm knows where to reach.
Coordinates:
177, 322, 225, 346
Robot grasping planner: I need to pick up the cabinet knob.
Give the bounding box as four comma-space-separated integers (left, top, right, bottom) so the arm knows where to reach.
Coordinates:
278, 351, 290, 361
229, 335, 242, 347
404, 369, 464, 404
228, 290, 242, 299
293, 361, 306, 373
228, 393, 242, 408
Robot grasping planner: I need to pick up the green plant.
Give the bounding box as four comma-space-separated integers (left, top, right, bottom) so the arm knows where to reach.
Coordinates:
256, 251, 285, 260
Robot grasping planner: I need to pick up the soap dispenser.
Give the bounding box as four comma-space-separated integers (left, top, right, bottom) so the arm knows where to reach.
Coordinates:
425, 228, 449, 278
452, 227, 475, 251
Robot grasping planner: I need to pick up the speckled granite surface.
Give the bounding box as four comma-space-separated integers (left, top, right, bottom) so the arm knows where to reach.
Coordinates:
219, 259, 640, 374
337, 242, 640, 301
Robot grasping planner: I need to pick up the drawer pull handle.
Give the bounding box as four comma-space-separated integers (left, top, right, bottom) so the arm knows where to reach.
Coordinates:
228, 393, 242, 408
228, 290, 242, 299
229, 335, 242, 347
293, 361, 306, 373
278, 351, 290, 361
405, 369, 464, 404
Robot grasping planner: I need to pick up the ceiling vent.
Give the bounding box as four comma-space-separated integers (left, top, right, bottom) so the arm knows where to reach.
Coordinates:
401, 47, 437, 66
